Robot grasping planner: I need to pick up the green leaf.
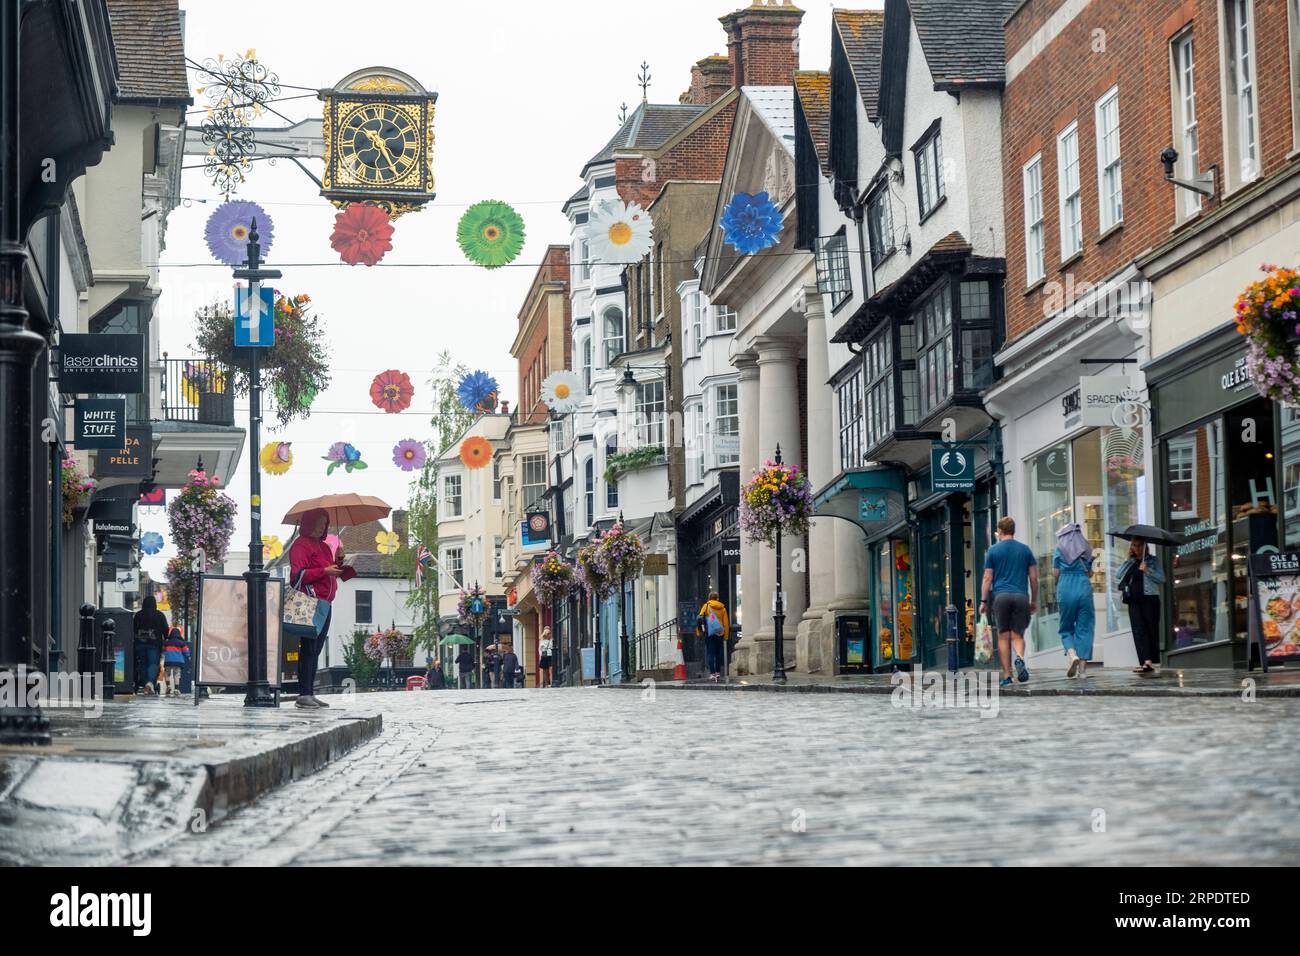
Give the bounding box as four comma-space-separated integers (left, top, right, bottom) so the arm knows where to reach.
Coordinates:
327, 461, 340, 476
352, 460, 369, 470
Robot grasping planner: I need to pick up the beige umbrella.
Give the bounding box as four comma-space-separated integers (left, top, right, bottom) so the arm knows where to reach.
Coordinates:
283, 493, 391, 528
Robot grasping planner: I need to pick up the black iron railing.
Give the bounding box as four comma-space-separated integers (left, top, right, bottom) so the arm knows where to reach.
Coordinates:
634, 619, 679, 673
161, 357, 235, 427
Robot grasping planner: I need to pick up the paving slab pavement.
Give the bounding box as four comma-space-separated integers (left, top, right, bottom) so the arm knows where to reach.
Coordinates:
0, 694, 381, 865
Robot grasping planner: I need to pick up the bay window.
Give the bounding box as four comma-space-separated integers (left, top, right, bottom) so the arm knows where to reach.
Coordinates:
838, 367, 864, 470
914, 285, 954, 420
714, 383, 739, 466
862, 329, 893, 455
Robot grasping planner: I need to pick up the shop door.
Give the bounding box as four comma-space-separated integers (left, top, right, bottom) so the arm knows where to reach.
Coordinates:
918, 508, 950, 668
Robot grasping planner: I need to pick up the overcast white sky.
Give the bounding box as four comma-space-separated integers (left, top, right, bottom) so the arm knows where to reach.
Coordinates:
140, 0, 841, 581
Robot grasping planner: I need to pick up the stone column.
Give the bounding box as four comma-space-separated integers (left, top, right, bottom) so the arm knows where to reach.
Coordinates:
752, 336, 806, 673
797, 288, 835, 672
732, 352, 761, 674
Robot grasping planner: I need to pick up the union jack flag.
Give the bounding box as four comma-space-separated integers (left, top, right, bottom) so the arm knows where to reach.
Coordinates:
415, 544, 433, 588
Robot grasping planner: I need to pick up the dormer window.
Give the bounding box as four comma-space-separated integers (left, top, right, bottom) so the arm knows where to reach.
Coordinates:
914, 126, 945, 219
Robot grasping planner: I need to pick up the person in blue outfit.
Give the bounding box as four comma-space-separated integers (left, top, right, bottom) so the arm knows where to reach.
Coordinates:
161, 625, 191, 697
1053, 523, 1095, 679
980, 516, 1038, 687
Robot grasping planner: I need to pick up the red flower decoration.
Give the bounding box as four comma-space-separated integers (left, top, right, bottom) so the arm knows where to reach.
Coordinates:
331, 203, 394, 267
370, 369, 414, 413
459, 436, 493, 469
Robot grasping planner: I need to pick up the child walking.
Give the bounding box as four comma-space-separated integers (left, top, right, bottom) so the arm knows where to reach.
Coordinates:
162, 626, 191, 697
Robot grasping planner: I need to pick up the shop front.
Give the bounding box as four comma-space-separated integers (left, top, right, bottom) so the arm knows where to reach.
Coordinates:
675, 470, 741, 676
1147, 322, 1291, 669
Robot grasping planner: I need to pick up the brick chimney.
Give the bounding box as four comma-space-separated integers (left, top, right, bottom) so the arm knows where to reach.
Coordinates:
680, 55, 733, 104
720, 0, 804, 89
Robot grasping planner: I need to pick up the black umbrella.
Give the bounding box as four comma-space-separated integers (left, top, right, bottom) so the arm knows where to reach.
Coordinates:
1108, 524, 1186, 547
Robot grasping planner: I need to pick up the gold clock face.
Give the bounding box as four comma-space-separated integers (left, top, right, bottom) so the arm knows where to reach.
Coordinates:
336, 103, 420, 185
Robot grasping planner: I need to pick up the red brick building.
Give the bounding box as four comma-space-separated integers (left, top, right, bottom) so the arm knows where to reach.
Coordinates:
510, 245, 571, 423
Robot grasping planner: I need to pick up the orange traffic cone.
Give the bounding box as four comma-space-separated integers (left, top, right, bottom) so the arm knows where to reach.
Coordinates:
673, 637, 687, 681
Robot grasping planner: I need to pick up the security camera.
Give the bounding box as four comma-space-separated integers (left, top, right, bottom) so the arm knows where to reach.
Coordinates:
1160, 146, 1179, 178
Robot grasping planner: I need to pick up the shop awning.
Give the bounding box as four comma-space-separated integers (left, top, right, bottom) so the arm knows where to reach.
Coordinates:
813, 466, 908, 536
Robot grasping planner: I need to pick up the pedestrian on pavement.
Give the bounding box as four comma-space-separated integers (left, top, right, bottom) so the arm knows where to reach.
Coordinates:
483, 646, 499, 689
696, 592, 730, 682
492, 645, 505, 688
1053, 523, 1095, 679
980, 516, 1038, 687
500, 644, 520, 689
289, 507, 343, 709
1118, 536, 1165, 674
456, 647, 475, 689
161, 624, 191, 697
538, 626, 554, 687
132, 595, 168, 696
427, 658, 446, 690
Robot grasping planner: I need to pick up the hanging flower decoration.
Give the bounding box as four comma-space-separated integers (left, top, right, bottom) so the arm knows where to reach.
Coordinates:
375, 530, 401, 555
739, 459, 814, 547
60, 457, 96, 527
364, 627, 411, 663
273, 377, 317, 414
330, 202, 395, 267
1235, 264, 1300, 404
459, 435, 493, 470
370, 369, 415, 413
457, 584, 491, 627
167, 470, 237, 584
393, 439, 427, 472
720, 190, 784, 255
323, 442, 368, 475
140, 531, 165, 556
456, 370, 499, 414
166, 557, 198, 617
259, 441, 293, 475
261, 535, 284, 561
205, 200, 273, 266
575, 539, 614, 600
586, 200, 654, 264
540, 369, 585, 413
530, 551, 576, 605
596, 520, 647, 581
456, 200, 526, 268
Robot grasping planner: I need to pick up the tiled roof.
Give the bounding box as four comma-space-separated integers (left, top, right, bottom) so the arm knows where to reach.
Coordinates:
743, 86, 796, 156
106, 0, 190, 103
794, 71, 831, 176
583, 102, 708, 172
832, 10, 884, 119
908, 0, 1020, 88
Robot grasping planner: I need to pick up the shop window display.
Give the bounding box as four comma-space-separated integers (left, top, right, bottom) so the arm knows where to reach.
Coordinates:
1166, 420, 1229, 646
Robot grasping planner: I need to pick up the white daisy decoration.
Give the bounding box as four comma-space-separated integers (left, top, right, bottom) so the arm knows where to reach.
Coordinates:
585, 200, 654, 264
540, 369, 586, 413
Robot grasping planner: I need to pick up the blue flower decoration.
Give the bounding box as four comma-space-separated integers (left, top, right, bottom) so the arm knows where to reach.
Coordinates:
324, 441, 368, 475
140, 532, 165, 556
457, 370, 500, 414
720, 191, 784, 255
205, 200, 274, 267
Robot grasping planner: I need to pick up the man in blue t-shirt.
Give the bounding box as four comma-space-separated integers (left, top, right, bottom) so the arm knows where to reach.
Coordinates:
979, 516, 1038, 687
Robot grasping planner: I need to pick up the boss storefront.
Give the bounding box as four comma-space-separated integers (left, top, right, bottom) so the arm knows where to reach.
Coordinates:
1147, 322, 1291, 669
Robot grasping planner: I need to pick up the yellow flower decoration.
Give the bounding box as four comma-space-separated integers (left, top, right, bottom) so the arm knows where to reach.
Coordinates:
376, 530, 400, 555
261, 535, 283, 561
260, 441, 293, 475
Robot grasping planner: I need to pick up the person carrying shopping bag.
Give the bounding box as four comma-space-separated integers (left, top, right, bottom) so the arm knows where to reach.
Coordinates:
288, 508, 343, 708
1053, 523, 1095, 678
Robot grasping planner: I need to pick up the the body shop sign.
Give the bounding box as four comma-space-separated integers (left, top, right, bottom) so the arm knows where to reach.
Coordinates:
59, 334, 145, 394
1079, 376, 1138, 427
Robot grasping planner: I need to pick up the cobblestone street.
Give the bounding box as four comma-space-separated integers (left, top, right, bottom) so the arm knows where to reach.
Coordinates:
142, 687, 1300, 866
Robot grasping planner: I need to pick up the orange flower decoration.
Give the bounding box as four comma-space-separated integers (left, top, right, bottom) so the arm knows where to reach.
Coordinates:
370, 369, 414, 413
459, 436, 493, 469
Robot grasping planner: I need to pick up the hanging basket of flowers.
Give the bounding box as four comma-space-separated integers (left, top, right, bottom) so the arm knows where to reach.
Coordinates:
61, 456, 96, 527
596, 520, 646, 581
1236, 263, 1300, 404
575, 540, 614, 600
167, 469, 237, 573
739, 459, 814, 547
364, 627, 411, 663
530, 551, 575, 605
457, 584, 491, 628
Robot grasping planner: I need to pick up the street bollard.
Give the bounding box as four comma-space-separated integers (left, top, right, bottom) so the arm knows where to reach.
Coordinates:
77, 604, 98, 685
99, 617, 116, 701
946, 604, 959, 674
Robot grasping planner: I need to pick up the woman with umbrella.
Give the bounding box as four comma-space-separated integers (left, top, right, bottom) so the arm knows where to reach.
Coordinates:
1115, 526, 1173, 674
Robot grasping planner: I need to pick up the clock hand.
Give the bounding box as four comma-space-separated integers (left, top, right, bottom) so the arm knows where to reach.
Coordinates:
363, 128, 398, 170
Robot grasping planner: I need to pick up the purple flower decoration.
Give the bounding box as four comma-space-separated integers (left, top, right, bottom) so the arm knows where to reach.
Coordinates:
720, 191, 784, 255
323, 442, 367, 476
393, 439, 427, 472
205, 200, 274, 267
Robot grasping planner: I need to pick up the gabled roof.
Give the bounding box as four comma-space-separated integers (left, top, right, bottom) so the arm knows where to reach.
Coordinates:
743, 86, 796, 156
582, 101, 708, 174
832, 10, 885, 120
907, 0, 1020, 89
794, 71, 831, 176
106, 0, 190, 104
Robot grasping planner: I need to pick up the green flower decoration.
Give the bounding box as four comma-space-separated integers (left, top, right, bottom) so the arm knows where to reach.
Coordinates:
274, 379, 317, 411
457, 200, 525, 269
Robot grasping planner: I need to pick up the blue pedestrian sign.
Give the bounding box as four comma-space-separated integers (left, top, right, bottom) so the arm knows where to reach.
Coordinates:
234, 285, 275, 348
931, 446, 977, 493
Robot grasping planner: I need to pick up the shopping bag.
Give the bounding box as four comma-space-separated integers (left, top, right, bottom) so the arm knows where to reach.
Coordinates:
975, 615, 994, 664
283, 571, 330, 637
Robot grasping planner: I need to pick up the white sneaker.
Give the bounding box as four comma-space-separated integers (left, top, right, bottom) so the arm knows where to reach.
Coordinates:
1066, 654, 1081, 679
1078, 660, 1088, 678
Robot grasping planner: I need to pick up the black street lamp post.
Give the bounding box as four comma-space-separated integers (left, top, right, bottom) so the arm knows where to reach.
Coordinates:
618, 511, 632, 683
772, 445, 788, 686
234, 221, 279, 708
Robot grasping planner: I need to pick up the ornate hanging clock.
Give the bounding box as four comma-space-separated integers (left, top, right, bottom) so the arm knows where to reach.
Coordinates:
319, 67, 436, 219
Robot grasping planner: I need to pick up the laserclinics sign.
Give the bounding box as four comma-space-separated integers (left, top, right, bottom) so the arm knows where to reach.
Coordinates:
59, 333, 145, 394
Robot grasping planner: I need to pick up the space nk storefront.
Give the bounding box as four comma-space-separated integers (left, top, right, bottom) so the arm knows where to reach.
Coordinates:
1145, 322, 1295, 669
